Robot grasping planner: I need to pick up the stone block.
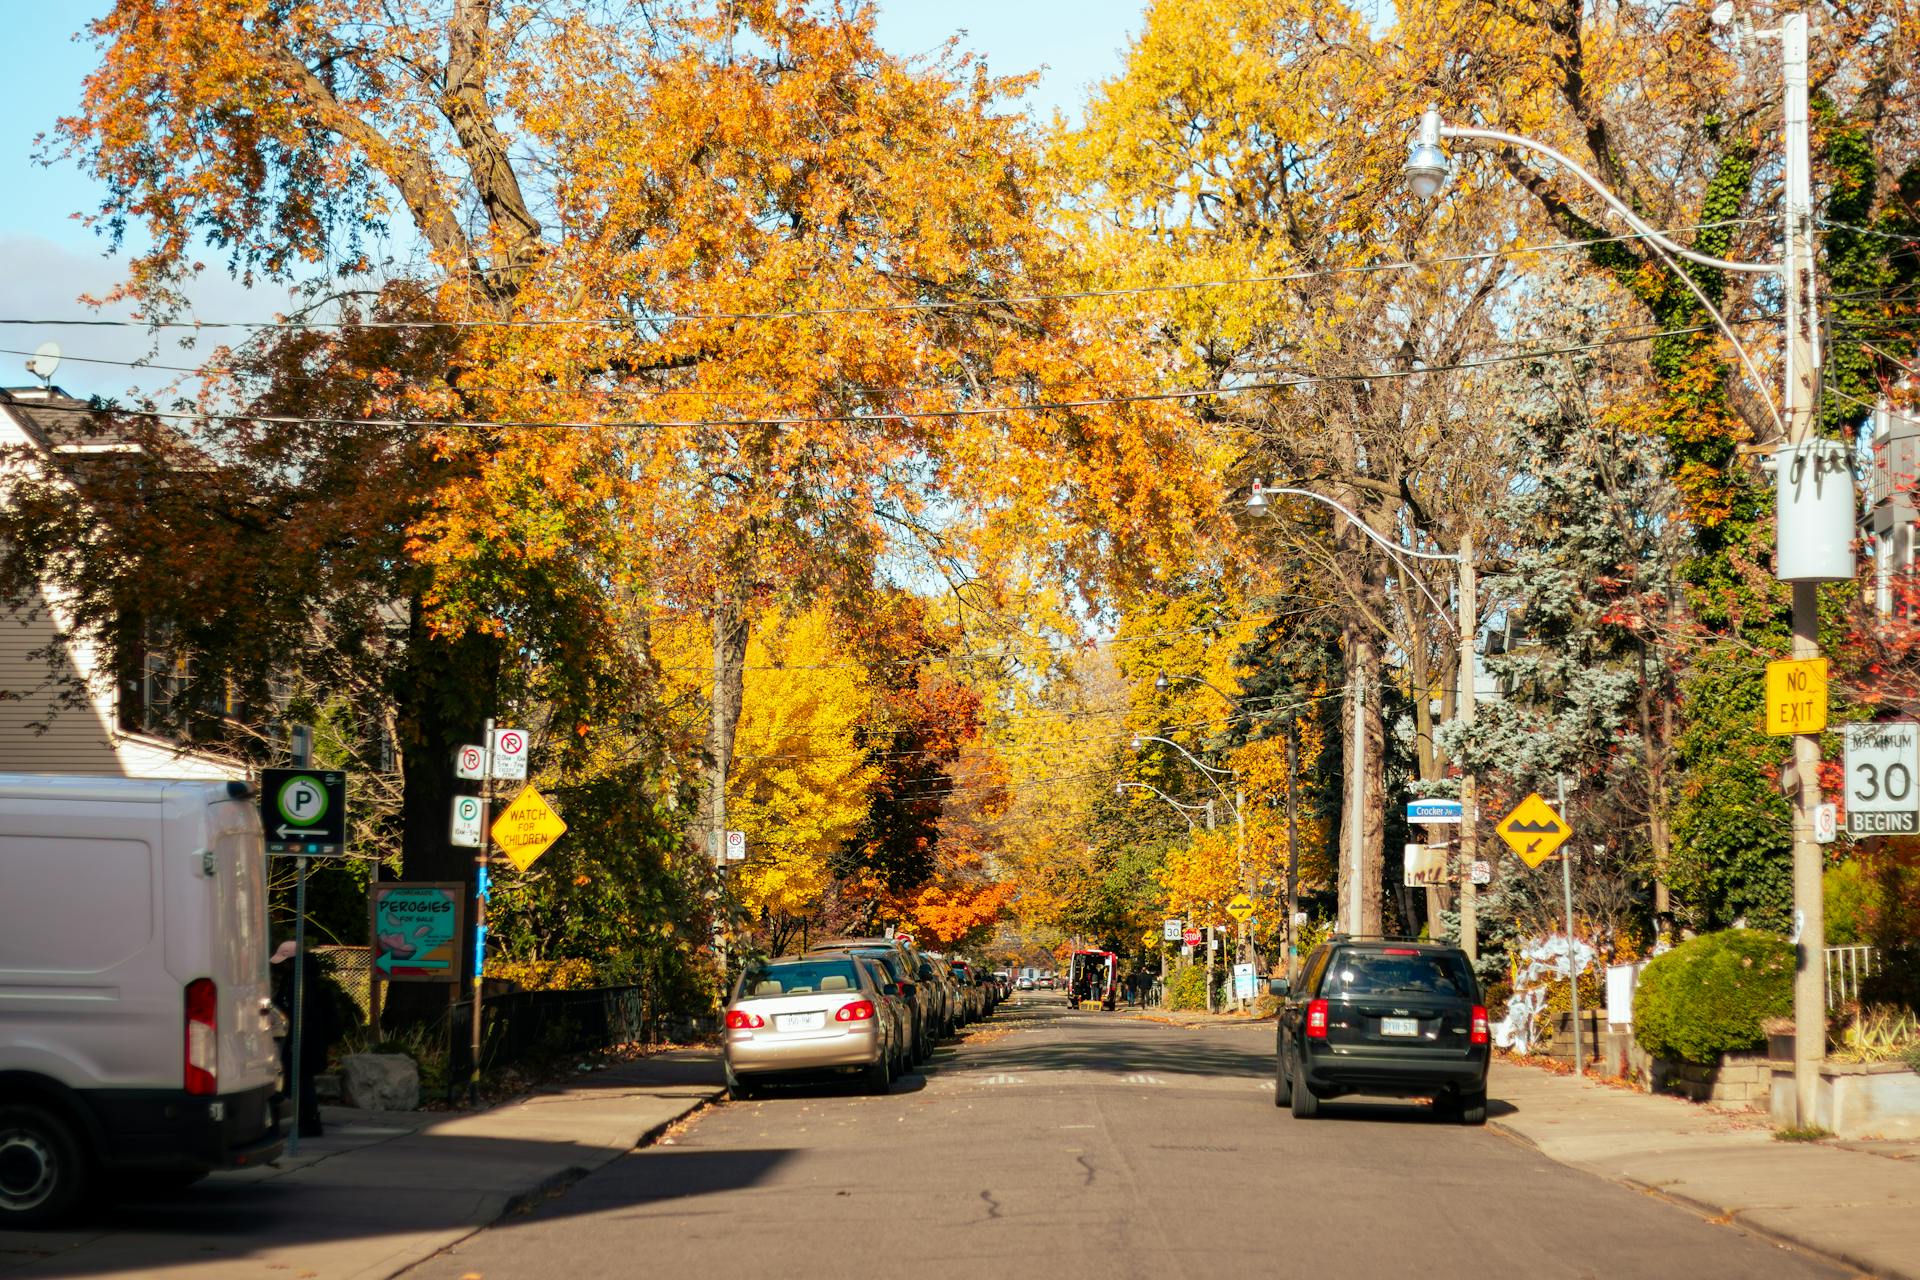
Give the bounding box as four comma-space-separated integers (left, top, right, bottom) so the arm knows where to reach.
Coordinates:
341, 1052, 421, 1111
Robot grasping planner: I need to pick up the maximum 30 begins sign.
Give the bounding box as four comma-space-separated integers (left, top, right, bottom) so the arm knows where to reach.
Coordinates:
1844, 722, 1919, 835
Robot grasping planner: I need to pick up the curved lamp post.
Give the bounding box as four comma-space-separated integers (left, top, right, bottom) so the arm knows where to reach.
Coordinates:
1246, 485, 1482, 954
1400, 13, 1840, 1123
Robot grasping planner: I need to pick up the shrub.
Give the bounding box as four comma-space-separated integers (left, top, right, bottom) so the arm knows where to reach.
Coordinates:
1860, 941, 1920, 1015
1634, 929, 1794, 1065
485, 957, 598, 991
1164, 964, 1214, 1012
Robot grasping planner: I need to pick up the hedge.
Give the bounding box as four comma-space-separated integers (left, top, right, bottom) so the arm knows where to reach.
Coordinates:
1633, 929, 1794, 1065
1165, 964, 1214, 1012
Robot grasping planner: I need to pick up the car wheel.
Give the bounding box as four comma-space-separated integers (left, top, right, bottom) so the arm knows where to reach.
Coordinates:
724, 1065, 757, 1102
0, 1103, 89, 1227
1288, 1058, 1320, 1120
1274, 1044, 1293, 1108
1456, 1090, 1488, 1126
863, 1054, 892, 1096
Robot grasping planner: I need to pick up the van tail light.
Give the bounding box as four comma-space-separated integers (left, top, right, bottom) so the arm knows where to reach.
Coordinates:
725, 1010, 765, 1030
1305, 999, 1329, 1039
835, 1000, 876, 1022
1470, 1005, 1490, 1045
185, 978, 218, 1095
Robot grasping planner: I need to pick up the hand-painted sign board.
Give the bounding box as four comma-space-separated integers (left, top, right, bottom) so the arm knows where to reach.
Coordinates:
369, 882, 465, 983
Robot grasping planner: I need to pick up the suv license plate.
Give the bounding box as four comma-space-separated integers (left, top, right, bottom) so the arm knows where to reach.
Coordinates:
778, 1012, 825, 1032
1381, 1017, 1419, 1037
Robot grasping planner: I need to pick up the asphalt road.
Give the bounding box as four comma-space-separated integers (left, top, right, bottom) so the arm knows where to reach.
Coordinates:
405, 993, 1850, 1280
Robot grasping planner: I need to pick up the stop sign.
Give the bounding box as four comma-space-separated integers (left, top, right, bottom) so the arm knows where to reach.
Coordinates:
1182, 928, 1202, 947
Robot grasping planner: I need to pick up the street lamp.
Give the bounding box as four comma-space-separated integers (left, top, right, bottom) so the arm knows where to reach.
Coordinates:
1246, 484, 1482, 956
1400, 12, 1848, 1124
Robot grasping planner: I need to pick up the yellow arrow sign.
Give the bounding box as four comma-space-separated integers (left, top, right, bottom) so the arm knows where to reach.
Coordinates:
491, 787, 567, 871
1495, 793, 1570, 869
1226, 893, 1255, 921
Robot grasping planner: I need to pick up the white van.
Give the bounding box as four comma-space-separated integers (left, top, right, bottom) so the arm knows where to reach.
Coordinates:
0, 775, 284, 1225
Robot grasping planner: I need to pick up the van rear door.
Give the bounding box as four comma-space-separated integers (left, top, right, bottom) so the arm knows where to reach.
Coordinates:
206, 792, 279, 1092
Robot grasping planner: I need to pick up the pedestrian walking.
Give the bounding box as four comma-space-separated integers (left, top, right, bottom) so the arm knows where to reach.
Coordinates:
271, 942, 342, 1138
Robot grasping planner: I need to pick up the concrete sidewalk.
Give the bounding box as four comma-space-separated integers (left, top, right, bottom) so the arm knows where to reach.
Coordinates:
0, 1049, 724, 1280
1491, 1059, 1920, 1279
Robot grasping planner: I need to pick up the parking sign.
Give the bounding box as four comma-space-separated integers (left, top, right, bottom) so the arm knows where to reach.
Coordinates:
490, 727, 529, 780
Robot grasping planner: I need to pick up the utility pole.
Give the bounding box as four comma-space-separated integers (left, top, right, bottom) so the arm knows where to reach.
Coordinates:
1458, 531, 1479, 962
1346, 663, 1365, 935
1780, 10, 1827, 1128
1285, 725, 1301, 980
1205, 799, 1217, 1014
1558, 775, 1582, 1075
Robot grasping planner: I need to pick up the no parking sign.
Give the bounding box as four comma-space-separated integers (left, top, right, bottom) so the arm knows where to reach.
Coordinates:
490, 727, 528, 780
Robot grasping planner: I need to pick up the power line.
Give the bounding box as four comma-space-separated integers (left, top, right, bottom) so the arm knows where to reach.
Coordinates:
0, 219, 1772, 334
2, 324, 1718, 434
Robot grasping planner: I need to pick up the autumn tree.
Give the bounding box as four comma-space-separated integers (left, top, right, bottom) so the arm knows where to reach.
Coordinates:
47, 1, 1220, 1002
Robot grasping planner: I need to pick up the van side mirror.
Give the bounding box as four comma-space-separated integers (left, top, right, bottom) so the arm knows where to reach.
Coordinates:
1267, 978, 1290, 997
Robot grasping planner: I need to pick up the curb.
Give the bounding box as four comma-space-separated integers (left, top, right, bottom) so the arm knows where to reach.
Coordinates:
1489, 1118, 1909, 1280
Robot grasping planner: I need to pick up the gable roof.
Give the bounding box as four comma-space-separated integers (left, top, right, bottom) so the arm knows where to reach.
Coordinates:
0, 386, 144, 454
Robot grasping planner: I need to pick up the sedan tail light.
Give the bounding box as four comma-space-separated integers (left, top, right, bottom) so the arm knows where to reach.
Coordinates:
835, 1000, 876, 1022
725, 1010, 765, 1030
1470, 1005, 1490, 1045
185, 977, 218, 1095
1305, 998, 1329, 1039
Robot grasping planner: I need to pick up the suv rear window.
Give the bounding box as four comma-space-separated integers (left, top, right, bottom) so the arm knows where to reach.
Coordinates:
1323, 949, 1474, 999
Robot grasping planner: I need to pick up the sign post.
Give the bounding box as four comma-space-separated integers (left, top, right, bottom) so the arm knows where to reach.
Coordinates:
1496, 786, 1582, 1070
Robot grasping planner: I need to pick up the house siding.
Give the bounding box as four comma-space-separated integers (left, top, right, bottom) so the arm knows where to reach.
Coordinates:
1, 391, 238, 781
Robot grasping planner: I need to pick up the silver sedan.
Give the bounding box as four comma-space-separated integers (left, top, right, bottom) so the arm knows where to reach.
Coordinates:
723, 956, 898, 1099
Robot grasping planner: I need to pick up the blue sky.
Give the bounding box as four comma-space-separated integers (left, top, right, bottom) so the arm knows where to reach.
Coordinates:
0, 3, 1145, 400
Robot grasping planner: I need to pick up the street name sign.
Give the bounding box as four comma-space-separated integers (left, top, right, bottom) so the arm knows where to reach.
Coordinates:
1844, 721, 1919, 835
489, 727, 529, 780
1226, 893, 1255, 921
369, 882, 464, 982
261, 768, 347, 855
491, 788, 568, 871
451, 795, 484, 848
1764, 657, 1829, 736
455, 744, 488, 781
1495, 793, 1570, 869
1406, 798, 1463, 824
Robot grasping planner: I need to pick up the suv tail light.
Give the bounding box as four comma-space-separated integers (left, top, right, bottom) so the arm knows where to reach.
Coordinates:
1382, 947, 1420, 955
185, 978, 218, 1095
1305, 998, 1329, 1039
725, 1010, 765, 1030
835, 1000, 876, 1022
1470, 1005, 1490, 1045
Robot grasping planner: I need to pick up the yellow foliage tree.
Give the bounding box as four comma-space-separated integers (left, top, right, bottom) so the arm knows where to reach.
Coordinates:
658, 605, 877, 948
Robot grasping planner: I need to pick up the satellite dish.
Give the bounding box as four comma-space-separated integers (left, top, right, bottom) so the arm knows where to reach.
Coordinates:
25, 341, 60, 386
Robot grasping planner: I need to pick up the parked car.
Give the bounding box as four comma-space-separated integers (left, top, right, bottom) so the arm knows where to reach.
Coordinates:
724, 954, 899, 1098
914, 954, 958, 1037
1272, 938, 1490, 1124
1017, 977, 1036, 991
0, 775, 285, 1225
808, 940, 933, 1063
949, 961, 988, 1022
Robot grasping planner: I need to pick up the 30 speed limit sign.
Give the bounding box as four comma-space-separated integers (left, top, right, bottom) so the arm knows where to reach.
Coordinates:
1844, 721, 1920, 835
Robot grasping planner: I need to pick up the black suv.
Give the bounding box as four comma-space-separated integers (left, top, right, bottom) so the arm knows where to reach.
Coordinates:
1270, 938, 1490, 1124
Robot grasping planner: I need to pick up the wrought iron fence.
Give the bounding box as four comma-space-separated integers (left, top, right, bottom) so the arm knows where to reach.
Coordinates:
1825, 944, 1879, 1008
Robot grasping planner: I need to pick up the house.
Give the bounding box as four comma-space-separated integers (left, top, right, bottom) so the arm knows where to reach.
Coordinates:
0, 384, 238, 779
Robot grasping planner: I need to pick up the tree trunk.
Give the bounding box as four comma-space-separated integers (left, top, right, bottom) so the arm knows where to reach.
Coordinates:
1339, 627, 1388, 937
381, 601, 498, 1033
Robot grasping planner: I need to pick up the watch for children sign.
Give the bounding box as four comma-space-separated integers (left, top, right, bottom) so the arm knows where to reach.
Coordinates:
490, 787, 567, 871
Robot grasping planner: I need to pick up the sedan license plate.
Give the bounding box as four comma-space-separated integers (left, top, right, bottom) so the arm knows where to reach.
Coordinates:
777, 1012, 825, 1032
1381, 1016, 1419, 1037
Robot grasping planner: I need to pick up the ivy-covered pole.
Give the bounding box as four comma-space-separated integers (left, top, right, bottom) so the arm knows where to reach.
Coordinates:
1778, 12, 1829, 1130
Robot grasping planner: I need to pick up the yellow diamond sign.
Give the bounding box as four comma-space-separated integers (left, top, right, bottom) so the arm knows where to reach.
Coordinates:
1495, 793, 1571, 869
491, 787, 567, 871
1226, 893, 1255, 922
